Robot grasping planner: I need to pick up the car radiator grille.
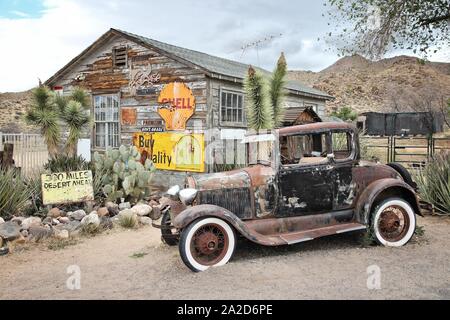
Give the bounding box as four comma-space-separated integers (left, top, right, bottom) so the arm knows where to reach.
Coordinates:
197, 187, 253, 219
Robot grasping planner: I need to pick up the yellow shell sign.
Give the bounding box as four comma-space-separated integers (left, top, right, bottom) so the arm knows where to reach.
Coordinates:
157, 82, 195, 130
133, 132, 204, 172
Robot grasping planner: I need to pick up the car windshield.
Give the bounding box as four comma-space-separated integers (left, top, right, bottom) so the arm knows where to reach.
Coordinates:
242, 133, 275, 165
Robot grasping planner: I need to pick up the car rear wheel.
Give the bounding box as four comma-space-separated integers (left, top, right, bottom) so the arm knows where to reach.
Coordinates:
372, 197, 416, 247
179, 217, 236, 272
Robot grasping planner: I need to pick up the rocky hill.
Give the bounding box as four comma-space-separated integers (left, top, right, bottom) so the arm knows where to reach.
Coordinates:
288, 55, 450, 115
0, 90, 36, 133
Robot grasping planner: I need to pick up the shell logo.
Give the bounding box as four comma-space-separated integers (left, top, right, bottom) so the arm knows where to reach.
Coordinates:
157, 82, 196, 130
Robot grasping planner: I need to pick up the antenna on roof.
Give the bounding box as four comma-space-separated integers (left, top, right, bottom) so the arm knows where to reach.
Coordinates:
239, 33, 283, 65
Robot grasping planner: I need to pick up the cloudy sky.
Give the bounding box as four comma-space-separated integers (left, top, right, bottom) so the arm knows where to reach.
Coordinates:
0, 0, 448, 92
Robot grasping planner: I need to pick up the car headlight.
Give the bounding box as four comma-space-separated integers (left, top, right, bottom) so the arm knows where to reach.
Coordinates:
179, 188, 198, 206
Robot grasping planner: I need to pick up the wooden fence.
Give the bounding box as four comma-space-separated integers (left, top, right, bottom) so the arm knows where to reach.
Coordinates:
0, 132, 49, 176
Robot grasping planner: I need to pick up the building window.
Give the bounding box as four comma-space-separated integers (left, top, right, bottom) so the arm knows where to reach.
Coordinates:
94, 95, 120, 148
220, 90, 244, 124
113, 46, 128, 67
304, 103, 318, 114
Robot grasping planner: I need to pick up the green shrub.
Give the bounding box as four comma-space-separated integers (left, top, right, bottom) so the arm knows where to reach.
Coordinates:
118, 213, 138, 229
331, 106, 358, 121
44, 155, 90, 173
94, 145, 155, 204
0, 169, 33, 219
414, 152, 450, 215
24, 172, 46, 217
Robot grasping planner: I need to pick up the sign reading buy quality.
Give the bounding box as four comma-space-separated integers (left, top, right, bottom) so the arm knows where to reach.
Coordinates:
133, 132, 204, 172
41, 170, 94, 205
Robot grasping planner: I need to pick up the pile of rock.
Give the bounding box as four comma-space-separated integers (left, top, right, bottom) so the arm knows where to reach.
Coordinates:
0, 199, 162, 255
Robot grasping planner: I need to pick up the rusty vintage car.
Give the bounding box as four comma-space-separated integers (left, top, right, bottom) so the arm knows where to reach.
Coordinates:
151, 122, 421, 272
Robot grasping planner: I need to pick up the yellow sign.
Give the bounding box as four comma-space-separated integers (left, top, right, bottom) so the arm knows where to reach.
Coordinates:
41, 170, 94, 205
157, 82, 195, 130
133, 132, 204, 172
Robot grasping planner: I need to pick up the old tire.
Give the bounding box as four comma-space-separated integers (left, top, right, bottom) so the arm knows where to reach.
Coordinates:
179, 217, 236, 272
161, 212, 178, 246
372, 197, 416, 247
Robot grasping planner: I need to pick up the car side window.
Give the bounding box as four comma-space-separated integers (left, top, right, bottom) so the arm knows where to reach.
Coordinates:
331, 131, 353, 161
280, 132, 329, 166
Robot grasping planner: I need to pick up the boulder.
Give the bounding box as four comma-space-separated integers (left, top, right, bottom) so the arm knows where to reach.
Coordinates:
0, 221, 21, 241
132, 204, 152, 216
97, 207, 109, 217
100, 216, 114, 230
80, 212, 100, 227
139, 216, 152, 225
42, 217, 53, 225
21, 230, 29, 237
106, 202, 120, 216
54, 229, 69, 240
21, 217, 42, 230
119, 202, 131, 210
28, 225, 54, 242
149, 200, 159, 207
11, 216, 25, 225
11, 234, 27, 245
47, 207, 61, 218
55, 221, 81, 234
58, 217, 70, 224
0, 237, 3, 247
68, 210, 86, 221
0, 217, 4, 224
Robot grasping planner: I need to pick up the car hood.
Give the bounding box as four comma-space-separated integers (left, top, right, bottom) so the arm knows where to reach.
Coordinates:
187, 165, 275, 191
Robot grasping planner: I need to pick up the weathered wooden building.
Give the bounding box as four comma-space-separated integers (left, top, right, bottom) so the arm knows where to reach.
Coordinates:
45, 28, 333, 187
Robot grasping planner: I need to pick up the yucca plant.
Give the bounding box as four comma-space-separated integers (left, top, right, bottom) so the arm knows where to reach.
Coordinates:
244, 66, 273, 130
56, 88, 92, 156
414, 152, 450, 215
44, 155, 90, 173
270, 53, 287, 128
0, 169, 33, 219
25, 86, 61, 158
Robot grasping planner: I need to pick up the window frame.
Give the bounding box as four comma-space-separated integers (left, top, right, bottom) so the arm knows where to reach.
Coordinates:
279, 131, 332, 168
330, 129, 357, 163
219, 87, 246, 127
92, 94, 121, 150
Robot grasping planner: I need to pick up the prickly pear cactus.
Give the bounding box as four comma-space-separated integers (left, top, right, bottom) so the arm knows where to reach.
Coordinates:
94, 146, 155, 204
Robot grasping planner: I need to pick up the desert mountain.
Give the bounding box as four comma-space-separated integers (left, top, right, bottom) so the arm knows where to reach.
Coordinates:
288, 54, 450, 115
0, 90, 35, 133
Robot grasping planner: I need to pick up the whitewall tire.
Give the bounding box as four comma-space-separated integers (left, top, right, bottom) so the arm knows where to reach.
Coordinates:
372, 197, 416, 247
179, 217, 236, 272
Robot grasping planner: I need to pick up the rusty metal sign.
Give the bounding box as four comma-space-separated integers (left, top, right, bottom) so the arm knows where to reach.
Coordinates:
121, 108, 137, 125
157, 82, 196, 130
133, 132, 204, 172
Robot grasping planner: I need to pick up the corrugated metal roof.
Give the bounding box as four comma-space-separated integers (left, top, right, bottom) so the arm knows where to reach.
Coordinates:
115, 29, 333, 100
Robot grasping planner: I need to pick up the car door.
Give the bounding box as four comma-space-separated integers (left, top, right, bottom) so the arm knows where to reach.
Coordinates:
330, 130, 357, 211
277, 131, 334, 217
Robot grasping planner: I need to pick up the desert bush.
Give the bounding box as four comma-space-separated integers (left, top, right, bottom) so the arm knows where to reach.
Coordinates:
118, 213, 138, 229
0, 169, 33, 219
44, 154, 90, 173
414, 152, 450, 215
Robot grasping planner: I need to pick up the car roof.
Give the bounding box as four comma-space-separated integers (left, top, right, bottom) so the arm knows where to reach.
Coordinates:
277, 122, 356, 136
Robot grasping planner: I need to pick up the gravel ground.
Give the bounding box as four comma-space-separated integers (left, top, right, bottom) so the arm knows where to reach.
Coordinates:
0, 215, 449, 300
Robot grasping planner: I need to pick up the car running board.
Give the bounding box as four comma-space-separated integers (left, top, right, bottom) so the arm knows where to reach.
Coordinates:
242, 222, 367, 246
276, 223, 366, 245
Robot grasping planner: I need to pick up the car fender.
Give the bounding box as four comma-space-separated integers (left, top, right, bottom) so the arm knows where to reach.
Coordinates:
355, 178, 422, 225
172, 204, 279, 246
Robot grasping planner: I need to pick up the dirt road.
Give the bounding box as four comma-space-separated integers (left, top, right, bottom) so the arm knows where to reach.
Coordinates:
1, 216, 449, 300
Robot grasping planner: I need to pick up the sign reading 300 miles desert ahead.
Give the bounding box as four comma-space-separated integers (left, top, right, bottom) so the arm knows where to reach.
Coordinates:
41, 170, 94, 205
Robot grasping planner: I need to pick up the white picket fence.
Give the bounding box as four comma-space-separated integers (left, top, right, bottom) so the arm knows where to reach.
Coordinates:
0, 132, 49, 176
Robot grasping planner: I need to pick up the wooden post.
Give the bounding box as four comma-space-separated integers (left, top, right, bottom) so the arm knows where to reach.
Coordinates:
1, 143, 14, 169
